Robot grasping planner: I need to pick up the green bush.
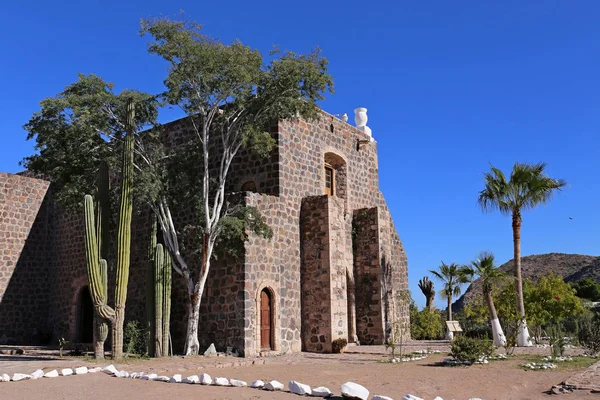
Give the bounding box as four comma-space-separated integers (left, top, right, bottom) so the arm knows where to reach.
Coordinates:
578, 315, 600, 356
410, 308, 444, 340
450, 336, 494, 364
124, 320, 148, 356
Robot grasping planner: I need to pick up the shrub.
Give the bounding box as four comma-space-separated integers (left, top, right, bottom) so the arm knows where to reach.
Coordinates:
332, 338, 348, 354
410, 308, 444, 340
578, 315, 600, 356
124, 321, 147, 356
450, 336, 494, 364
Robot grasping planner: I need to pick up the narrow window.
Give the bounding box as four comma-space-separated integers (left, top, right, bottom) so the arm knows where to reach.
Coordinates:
324, 166, 334, 196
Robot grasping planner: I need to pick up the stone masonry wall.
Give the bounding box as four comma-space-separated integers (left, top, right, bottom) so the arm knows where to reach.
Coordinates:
352, 207, 384, 345
0, 173, 52, 344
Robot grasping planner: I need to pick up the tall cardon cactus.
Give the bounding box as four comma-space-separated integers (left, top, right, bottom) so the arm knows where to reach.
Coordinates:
154, 244, 164, 357
162, 248, 172, 356
146, 216, 157, 356
148, 241, 172, 358
112, 98, 135, 360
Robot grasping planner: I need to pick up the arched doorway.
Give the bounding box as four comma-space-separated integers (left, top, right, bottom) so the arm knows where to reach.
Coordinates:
78, 286, 94, 343
260, 289, 273, 350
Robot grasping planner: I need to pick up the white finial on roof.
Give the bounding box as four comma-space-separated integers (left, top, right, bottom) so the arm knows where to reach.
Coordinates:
354, 107, 373, 140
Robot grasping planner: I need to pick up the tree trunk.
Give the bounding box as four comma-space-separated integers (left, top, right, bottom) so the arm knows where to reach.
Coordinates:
184, 234, 212, 355
427, 295, 435, 312
112, 99, 135, 359
513, 211, 532, 347
485, 291, 506, 346
447, 295, 452, 321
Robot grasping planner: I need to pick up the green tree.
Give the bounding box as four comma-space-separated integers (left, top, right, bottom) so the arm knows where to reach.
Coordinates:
524, 273, 585, 341
23, 74, 158, 359
571, 278, 600, 302
140, 16, 333, 355
478, 162, 566, 346
430, 262, 469, 323
410, 305, 444, 340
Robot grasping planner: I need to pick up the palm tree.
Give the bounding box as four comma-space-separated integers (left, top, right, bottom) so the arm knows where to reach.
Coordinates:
478, 162, 566, 346
430, 262, 469, 323
464, 252, 507, 346
418, 276, 435, 311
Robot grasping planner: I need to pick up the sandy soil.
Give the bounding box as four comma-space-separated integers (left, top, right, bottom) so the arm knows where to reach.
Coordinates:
1, 350, 597, 400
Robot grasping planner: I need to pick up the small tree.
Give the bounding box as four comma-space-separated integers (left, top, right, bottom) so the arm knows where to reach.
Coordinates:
140, 16, 333, 355
430, 262, 470, 323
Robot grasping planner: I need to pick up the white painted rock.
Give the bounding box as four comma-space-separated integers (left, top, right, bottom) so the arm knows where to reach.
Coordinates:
131, 372, 145, 379
311, 386, 333, 397
183, 375, 199, 384
214, 377, 230, 386
44, 370, 59, 378
289, 380, 312, 395
250, 379, 265, 388
75, 366, 88, 375
203, 343, 217, 357
31, 369, 44, 379
155, 375, 170, 382
169, 374, 182, 383
200, 373, 213, 385
115, 371, 129, 378
61, 368, 74, 376
12, 373, 31, 382
372, 396, 393, 400
0, 373, 11, 382
264, 380, 284, 391
102, 365, 118, 375
402, 395, 424, 400
142, 373, 157, 380
433, 397, 444, 400
88, 367, 102, 373
230, 379, 247, 387
341, 382, 369, 400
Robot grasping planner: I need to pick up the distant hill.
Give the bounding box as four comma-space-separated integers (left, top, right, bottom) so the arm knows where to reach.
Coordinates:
453, 253, 600, 311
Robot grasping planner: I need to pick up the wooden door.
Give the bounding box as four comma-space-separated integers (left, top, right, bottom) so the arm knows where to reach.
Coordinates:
260, 289, 272, 350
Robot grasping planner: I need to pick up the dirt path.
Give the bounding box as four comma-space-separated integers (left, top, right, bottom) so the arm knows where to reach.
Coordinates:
1, 352, 596, 400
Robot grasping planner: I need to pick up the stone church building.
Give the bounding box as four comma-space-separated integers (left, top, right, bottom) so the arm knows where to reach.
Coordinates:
0, 107, 409, 357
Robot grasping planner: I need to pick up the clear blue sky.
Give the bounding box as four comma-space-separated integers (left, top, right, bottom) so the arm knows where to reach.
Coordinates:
1, 1, 598, 308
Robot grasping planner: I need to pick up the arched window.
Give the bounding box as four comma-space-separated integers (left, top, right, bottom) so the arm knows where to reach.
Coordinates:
324, 152, 347, 200
241, 181, 257, 192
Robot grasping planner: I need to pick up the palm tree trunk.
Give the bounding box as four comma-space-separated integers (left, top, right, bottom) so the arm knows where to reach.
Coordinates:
484, 291, 506, 346
427, 295, 435, 312
512, 211, 531, 347
447, 296, 452, 321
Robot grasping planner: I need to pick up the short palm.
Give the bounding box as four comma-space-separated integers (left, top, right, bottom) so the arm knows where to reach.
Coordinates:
430, 262, 469, 321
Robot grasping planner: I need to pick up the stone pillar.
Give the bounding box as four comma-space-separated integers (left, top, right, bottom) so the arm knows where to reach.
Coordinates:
300, 195, 350, 352
352, 207, 384, 345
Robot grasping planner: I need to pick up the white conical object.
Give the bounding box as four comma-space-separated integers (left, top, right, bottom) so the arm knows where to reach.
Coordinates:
342, 113, 348, 122
517, 320, 533, 347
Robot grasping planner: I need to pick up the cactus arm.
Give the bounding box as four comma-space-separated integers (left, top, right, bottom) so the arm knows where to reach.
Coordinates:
84, 195, 115, 321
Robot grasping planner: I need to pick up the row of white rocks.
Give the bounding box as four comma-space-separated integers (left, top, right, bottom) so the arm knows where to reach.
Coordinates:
0, 364, 481, 400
